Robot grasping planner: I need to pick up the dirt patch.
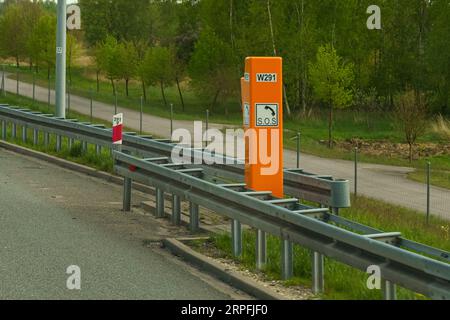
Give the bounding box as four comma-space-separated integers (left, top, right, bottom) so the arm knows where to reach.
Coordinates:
337, 139, 450, 160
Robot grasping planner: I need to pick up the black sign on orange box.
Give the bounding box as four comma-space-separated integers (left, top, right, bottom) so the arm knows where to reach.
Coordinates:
242, 57, 284, 198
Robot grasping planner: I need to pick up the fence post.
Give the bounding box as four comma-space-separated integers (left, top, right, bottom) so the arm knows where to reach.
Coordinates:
296, 131, 301, 168
67, 81, 71, 115
427, 161, 431, 225
170, 103, 173, 138
312, 251, 324, 294
114, 94, 118, 115
354, 147, 358, 198
281, 239, 293, 280
171, 194, 181, 225
231, 220, 242, 258
1, 65, 4, 96
48, 77, 51, 108
123, 177, 132, 212
205, 109, 209, 148
189, 202, 199, 233
32, 72, 36, 105
256, 229, 267, 270
16, 70, 19, 95
90, 88, 93, 123
140, 96, 143, 135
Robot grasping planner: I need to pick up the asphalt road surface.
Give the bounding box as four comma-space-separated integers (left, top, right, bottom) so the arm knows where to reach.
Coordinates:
0, 147, 234, 300
3, 76, 450, 220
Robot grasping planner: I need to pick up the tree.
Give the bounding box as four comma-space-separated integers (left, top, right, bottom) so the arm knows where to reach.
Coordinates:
309, 44, 354, 148
189, 28, 238, 115
117, 41, 138, 97
35, 14, 57, 79
395, 90, 428, 163
141, 46, 176, 108
96, 36, 122, 95
0, 4, 27, 67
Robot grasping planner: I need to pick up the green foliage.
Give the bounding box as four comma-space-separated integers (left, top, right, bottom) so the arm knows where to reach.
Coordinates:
309, 44, 354, 109
96, 36, 123, 94
188, 27, 238, 113
309, 44, 354, 147
0, 4, 27, 65
140, 46, 176, 107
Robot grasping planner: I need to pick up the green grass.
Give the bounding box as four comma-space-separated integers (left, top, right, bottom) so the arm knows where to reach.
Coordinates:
4, 64, 450, 186
189, 195, 449, 300
408, 168, 450, 189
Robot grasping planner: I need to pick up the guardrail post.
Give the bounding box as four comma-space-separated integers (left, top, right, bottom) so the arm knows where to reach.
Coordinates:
96, 145, 102, 155
256, 229, 267, 270
44, 132, 49, 147
56, 135, 62, 152
312, 251, 324, 294
123, 177, 132, 212
382, 280, 397, 300
12, 123, 16, 139
231, 220, 242, 257
33, 129, 39, 146
156, 188, 165, 218
69, 138, 74, 149
1, 120, 6, 140
189, 202, 199, 233
281, 239, 293, 280
332, 207, 340, 216
82, 141, 87, 153
171, 194, 181, 225
21, 126, 27, 143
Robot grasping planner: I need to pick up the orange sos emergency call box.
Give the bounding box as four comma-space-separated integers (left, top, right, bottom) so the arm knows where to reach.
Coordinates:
242, 57, 284, 198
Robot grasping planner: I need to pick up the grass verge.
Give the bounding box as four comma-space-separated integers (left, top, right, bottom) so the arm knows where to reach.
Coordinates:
189, 195, 449, 300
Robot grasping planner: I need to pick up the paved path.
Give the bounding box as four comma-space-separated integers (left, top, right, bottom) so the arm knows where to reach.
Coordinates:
3, 76, 450, 220
0, 148, 233, 299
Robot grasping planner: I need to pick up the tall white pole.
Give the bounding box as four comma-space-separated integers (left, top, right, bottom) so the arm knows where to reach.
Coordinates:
55, 0, 67, 119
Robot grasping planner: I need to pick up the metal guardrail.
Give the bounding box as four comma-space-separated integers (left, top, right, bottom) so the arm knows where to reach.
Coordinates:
113, 151, 450, 300
0, 104, 449, 299
0, 104, 350, 209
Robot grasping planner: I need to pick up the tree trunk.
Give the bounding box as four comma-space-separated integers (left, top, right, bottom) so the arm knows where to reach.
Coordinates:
16, 56, 20, 68
160, 81, 168, 108
176, 77, 185, 112
125, 78, 129, 97
328, 103, 333, 149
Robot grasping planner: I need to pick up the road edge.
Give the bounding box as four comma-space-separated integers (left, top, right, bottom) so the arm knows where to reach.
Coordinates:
162, 238, 285, 301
